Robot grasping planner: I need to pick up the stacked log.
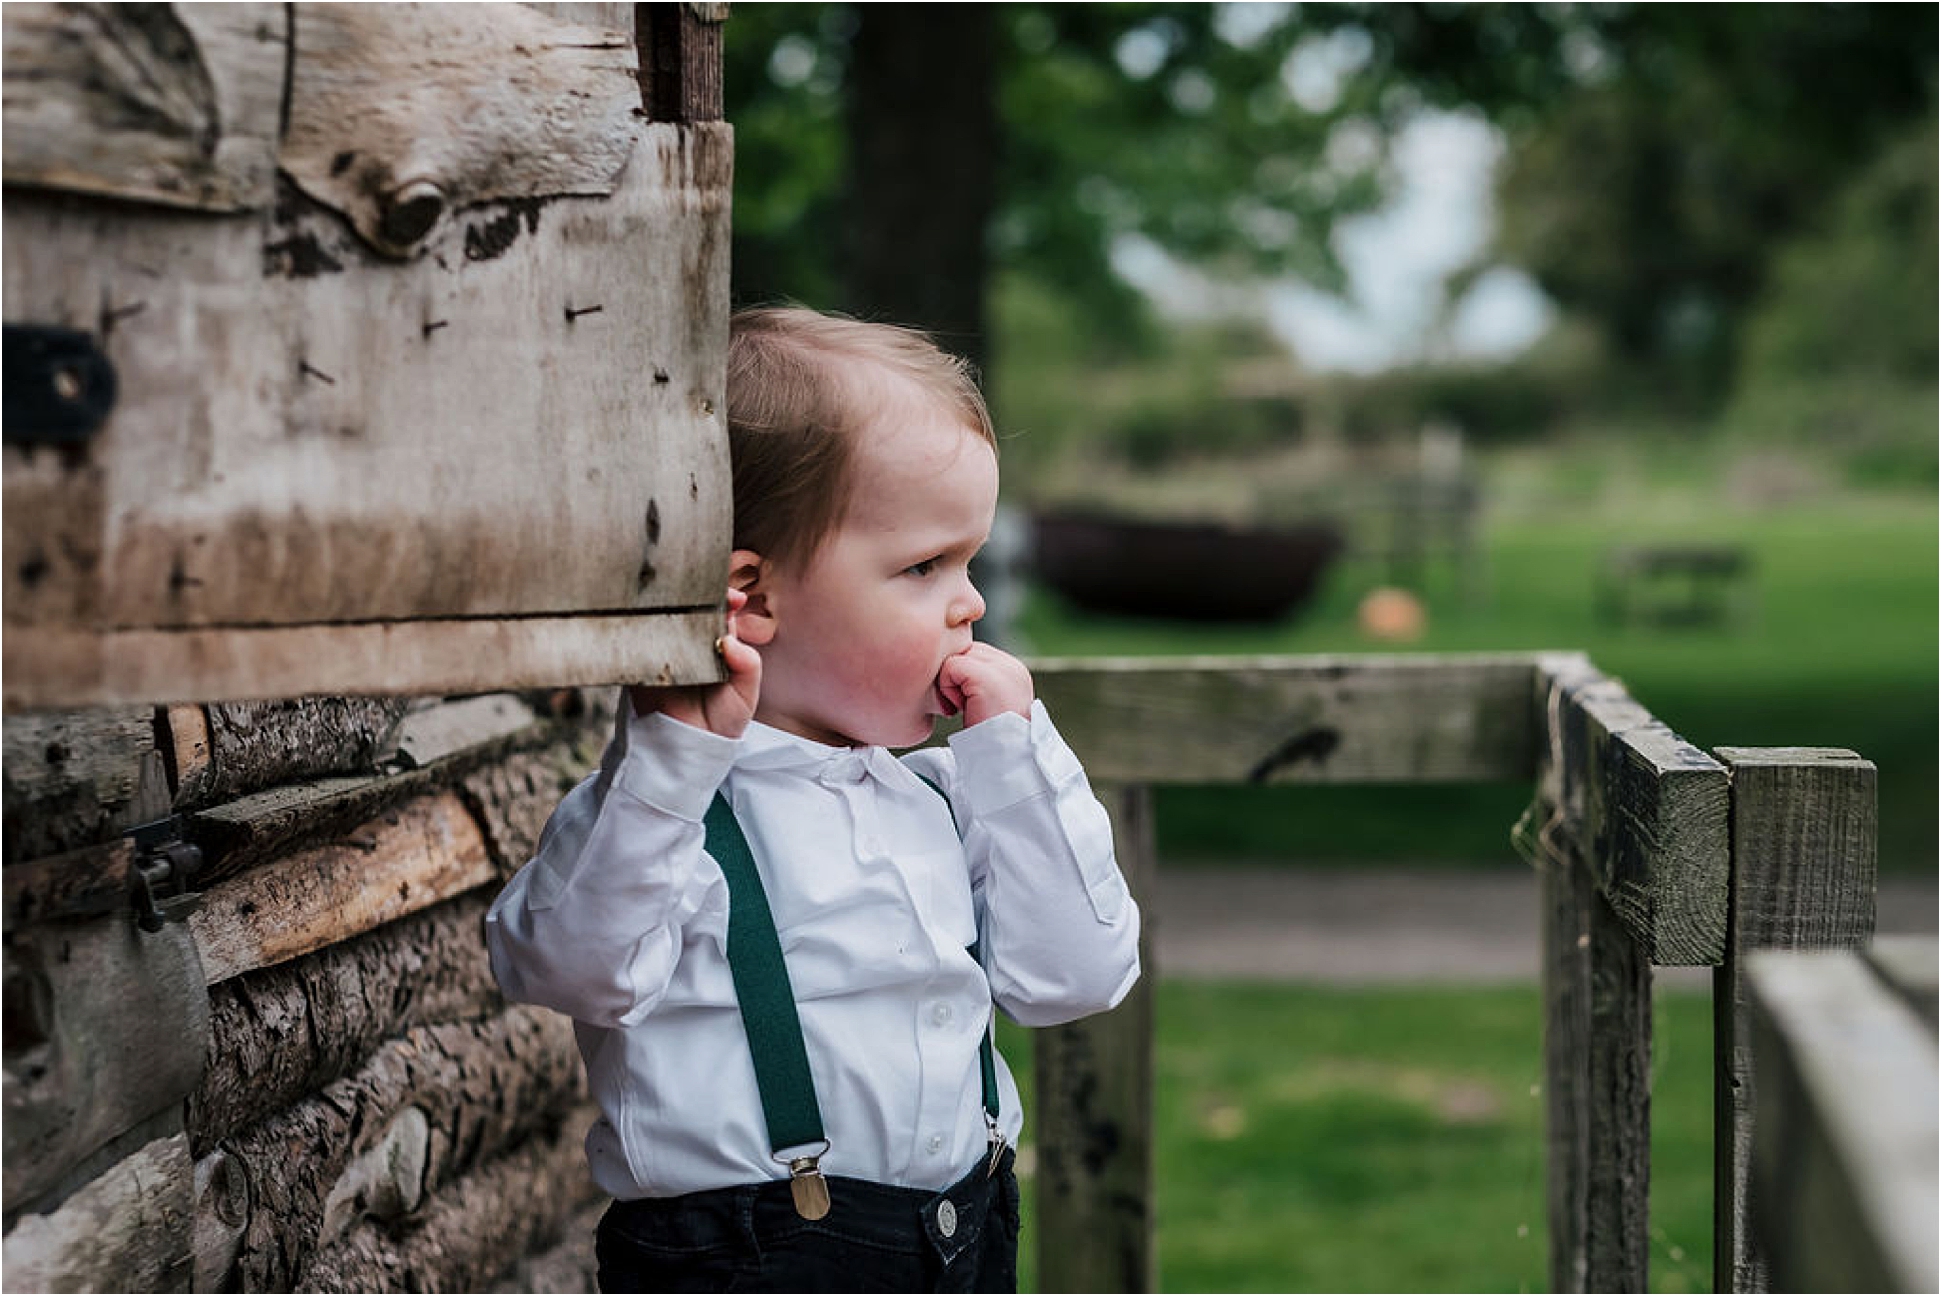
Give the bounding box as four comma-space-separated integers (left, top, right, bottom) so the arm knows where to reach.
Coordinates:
3, 692, 616, 1293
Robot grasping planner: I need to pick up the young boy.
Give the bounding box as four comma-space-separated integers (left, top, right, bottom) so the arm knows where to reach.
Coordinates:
486, 307, 1142, 1292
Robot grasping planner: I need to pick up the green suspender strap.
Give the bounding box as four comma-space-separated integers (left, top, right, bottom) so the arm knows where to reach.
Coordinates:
703, 783, 1003, 1222
704, 792, 833, 1219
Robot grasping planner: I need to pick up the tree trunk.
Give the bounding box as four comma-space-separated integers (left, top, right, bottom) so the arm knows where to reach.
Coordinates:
188, 791, 494, 984
484, 1199, 605, 1294
842, 4, 997, 376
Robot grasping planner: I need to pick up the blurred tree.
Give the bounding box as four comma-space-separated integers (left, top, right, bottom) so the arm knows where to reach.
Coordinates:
1478, 5, 1938, 408
723, 3, 1936, 404
1721, 117, 1940, 483
724, 3, 1401, 370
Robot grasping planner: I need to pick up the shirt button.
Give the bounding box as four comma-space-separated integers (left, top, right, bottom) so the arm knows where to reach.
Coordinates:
931, 1002, 953, 1026
927, 1134, 945, 1154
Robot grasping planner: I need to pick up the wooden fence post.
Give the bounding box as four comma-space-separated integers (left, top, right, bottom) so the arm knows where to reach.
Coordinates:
1541, 853, 1653, 1293
1035, 783, 1156, 1293
1529, 656, 1727, 1293
1713, 748, 1877, 1293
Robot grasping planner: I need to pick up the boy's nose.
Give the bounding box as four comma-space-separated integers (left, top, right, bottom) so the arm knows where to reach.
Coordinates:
952, 579, 986, 626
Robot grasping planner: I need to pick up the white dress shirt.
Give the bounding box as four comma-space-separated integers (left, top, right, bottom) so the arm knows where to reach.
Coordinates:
485, 694, 1142, 1199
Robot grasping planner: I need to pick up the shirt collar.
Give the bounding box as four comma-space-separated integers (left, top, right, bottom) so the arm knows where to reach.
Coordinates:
734, 720, 915, 789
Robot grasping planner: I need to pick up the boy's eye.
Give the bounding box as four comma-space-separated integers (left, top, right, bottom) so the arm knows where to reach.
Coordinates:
905, 558, 940, 577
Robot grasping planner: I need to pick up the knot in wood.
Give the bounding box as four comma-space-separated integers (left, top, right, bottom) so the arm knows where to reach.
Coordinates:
378, 181, 446, 252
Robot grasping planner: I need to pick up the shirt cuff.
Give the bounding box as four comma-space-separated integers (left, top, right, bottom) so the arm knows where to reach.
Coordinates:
611, 707, 741, 822
946, 698, 1084, 818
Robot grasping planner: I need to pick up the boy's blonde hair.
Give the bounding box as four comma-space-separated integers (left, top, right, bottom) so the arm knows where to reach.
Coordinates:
726, 307, 997, 572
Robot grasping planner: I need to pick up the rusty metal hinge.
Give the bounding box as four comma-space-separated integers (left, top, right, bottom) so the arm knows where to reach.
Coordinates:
125, 817, 202, 932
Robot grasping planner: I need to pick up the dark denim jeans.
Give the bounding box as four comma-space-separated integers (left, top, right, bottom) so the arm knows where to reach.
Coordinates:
596, 1148, 1020, 1293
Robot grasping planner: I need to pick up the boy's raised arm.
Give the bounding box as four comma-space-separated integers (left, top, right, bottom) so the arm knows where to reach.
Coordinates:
939, 701, 1143, 1026
485, 698, 738, 1027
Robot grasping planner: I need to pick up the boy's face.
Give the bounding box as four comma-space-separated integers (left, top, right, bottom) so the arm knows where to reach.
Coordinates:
751, 401, 997, 749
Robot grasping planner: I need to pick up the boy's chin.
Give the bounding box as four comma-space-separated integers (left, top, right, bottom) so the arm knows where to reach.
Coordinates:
890, 716, 942, 749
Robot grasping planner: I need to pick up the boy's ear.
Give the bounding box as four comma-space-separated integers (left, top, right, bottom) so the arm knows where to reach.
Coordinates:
728, 548, 778, 646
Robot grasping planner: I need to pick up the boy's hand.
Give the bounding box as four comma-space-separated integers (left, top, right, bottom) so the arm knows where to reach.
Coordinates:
628, 589, 761, 738
938, 642, 1034, 728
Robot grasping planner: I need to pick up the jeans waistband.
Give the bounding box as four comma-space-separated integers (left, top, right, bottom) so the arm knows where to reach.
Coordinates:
604, 1147, 1015, 1267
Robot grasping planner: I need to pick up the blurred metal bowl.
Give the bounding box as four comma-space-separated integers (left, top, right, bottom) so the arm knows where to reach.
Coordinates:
1030, 509, 1345, 623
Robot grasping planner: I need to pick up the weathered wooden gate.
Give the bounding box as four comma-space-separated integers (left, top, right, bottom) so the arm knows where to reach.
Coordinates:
1024, 653, 1896, 1294
4, 3, 729, 1289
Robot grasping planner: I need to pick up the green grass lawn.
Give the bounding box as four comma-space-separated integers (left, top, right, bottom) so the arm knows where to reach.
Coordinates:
996, 471, 1922, 1290
1015, 486, 1937, 871
1004, 982, 1717, 1293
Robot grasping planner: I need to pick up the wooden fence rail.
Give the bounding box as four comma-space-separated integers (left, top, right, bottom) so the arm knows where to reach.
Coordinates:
1023, 651, 1880, 1294
2, 653, 1885, 1291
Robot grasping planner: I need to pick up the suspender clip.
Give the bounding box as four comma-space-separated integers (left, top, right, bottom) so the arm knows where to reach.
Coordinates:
776, 1139, 832, 1220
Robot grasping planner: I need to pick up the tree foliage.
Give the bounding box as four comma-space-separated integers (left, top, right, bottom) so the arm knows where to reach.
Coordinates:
1482, 4, 1937, 402
723, 3, 1937, 400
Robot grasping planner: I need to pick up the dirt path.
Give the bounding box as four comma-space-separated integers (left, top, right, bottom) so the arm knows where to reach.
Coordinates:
1150, 864, 1938, 988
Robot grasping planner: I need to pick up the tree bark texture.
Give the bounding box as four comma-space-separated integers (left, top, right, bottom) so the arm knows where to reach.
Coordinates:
220, 1009, 585, 1291
2, 707, 163, 862
295, 1107, 605, 1294
188, 790, 495, 984
459, 740, 601, 875
188, 892, 502, 1154
484, 1199, 605, 1294
168, 697, 411, 810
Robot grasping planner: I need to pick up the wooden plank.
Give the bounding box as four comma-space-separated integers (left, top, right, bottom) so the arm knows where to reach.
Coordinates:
1035, 784, 1155, 1293
0, 4, 284, 211
4, 696, 571, 926
1, 835, 139, 927
3, 914, 209, 1213
1867, 934, 1939, 1033
637, 2, 727, 123
4, 101, 732, 706
2, 706, 161, 862
187, 790, 493, 983
1540, 653, 1729, 966
1713, 747, 1877, 1293
1746, 946, 1936, 1294
2, 118, 729, 631
281, 4, 639, 256
5, 607, 724, 710
186, 693, 568, 885
1540, 848, 1653, 1293
394, 693, 542, 769
1029, 653, 1541, 786
2, 1133, 196, 1293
